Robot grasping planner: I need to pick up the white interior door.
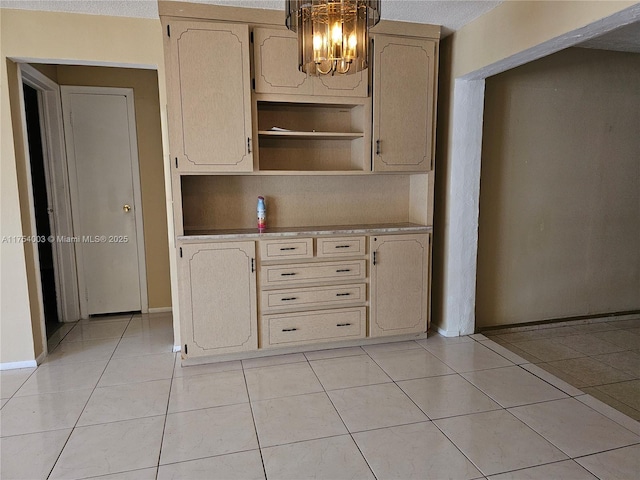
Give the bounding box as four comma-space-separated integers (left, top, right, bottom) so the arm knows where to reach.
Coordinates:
61, 86, 147, 317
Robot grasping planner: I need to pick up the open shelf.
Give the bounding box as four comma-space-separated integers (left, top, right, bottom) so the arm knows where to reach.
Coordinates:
257, 101, 370, 172
258, 130, 364, 140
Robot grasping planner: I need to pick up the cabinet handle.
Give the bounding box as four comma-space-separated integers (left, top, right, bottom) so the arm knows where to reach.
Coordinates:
336, 293, 351, 297
282, 327, 298, 332
335, 245, 351, 249
281, 297, 298, 301
373, 251, 377, 266
247, 137, 252, 154
376, 139, 381, 155
280, 272, 297, 276
336, 323, 352, 327
280, 247, 297, 251
251, 258, 255, 273
336, 269, 351, 273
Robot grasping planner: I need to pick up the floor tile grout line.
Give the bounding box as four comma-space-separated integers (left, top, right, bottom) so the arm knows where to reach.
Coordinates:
154, 350, 179, 478
241, 357, 270, 480
305, 352, 379, 480
46, 313, 135, 479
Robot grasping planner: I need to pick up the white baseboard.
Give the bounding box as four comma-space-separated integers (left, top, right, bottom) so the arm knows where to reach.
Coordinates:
173, 345, 181, 353
436, 326, 462, 337
0, 359, 38, 370
148, 307, 172, 314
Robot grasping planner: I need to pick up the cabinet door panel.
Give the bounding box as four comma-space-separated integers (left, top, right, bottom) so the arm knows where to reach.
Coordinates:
370, 234, 429, 337
179, 242, 257, 356
168, 21, 253, 171
373, 35, 436, 172
253, 27, 368, 98
253, 28, 313, 95
314, 69, 369, 97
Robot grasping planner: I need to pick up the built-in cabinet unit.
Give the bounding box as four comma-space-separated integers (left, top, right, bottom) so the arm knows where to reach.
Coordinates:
178, 242, 257, 357
372, 35, 437, 172
370, 233, 430, 337
160, 1, 440, 361
167, 21, 254, 172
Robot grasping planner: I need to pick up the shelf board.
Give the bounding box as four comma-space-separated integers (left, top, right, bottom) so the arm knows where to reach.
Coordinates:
258, 130, 364, 140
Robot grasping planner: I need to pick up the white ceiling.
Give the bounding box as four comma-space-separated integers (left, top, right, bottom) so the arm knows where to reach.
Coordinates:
0, 0, 504, 35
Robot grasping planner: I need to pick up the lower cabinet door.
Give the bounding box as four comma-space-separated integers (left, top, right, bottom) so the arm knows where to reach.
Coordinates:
260, 307, 366, 347
179, 241, 257, 357
369, 233, 429, 337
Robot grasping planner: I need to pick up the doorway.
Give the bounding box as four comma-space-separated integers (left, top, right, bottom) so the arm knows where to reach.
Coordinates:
22, 83, 61, 338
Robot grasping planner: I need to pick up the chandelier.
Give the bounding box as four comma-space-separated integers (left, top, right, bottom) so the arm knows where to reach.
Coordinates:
285, 0, 381, 76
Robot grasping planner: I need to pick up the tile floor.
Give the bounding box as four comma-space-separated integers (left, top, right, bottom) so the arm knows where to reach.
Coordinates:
1, 312, 638, 479
484, 315, 640, 421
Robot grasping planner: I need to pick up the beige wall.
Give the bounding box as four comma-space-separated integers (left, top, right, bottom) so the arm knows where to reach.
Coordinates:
56, 65, 172, 309
476, 47, 640, 327
0, 8, 171, 364
432, 0, 637, 334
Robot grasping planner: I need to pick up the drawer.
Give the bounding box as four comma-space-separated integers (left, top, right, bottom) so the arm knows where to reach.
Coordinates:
261, 260, 366, 287
260, 238, 313, 261
260, 307, 367, 347
316, 236, 365, 257
261, 283, 366, 311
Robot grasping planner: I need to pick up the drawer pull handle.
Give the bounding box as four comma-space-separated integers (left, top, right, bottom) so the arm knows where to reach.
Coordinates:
282, 327, 298, 332
336, 323, 352, 327
336, 269, 351, 273
335, 245, 351, 249
280, 247, 297, 251
281, 273, 297, 276
281, 297, 298, 301
336, 293, 351, 297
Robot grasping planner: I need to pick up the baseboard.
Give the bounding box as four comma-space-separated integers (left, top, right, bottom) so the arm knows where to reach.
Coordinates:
148, 307, 172, 314
0, 359, 38, 370
173, 345, 181, 353
35, 351, 47, 365
436, 326, 461, 337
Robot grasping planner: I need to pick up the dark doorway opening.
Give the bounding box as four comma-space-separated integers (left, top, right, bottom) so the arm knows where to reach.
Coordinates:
23, 83, 61, 339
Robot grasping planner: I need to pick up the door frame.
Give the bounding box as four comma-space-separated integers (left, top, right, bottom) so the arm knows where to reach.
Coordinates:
61, 85, 148, 318
18, 65, 80, 357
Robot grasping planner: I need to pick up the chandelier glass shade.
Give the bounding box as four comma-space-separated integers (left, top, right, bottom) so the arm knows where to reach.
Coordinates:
285, 0, 381, 75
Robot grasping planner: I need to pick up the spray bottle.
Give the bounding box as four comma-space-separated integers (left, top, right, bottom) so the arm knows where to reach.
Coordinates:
257, 196, 266, 232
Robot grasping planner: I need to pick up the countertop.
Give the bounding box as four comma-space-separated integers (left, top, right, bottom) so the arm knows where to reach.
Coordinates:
179, 223, 432, 241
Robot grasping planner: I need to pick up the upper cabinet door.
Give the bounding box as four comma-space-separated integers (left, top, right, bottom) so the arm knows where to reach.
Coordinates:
253, 27, 313, 96
168, 21, 253, 172
253, 27, 368, 98
372, 35, 436, 172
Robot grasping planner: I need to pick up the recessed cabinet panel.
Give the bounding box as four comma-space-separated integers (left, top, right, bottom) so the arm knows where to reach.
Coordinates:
179, 242, 257, 356
261, 307, 367, 347
260, 238, 314, 260
316, 236, 366, 257
314, 69, 368, 98
261, 283, 367, 311
253, 28, 313, 95
369, 233, 429, 336
168, 21, 253, 172
253, 27, 368, 97
373, 35, 436, 172
261, 260, 366, 287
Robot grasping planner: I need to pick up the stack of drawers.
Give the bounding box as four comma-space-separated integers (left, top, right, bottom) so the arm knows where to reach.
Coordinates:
258, 236, 368, 348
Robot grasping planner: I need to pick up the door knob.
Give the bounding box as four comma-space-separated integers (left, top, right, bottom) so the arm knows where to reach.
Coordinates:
123, 204, 131, 213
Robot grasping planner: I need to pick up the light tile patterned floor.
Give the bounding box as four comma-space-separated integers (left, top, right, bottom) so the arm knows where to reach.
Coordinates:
1, 312, 639, 479
484, 315, 640, 421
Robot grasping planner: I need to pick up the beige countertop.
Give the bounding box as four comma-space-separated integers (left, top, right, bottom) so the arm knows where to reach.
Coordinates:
179, 223, 432, 242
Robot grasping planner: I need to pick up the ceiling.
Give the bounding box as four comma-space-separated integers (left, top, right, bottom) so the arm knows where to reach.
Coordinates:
4, 0, 638, 47
0, 0, 504, 35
